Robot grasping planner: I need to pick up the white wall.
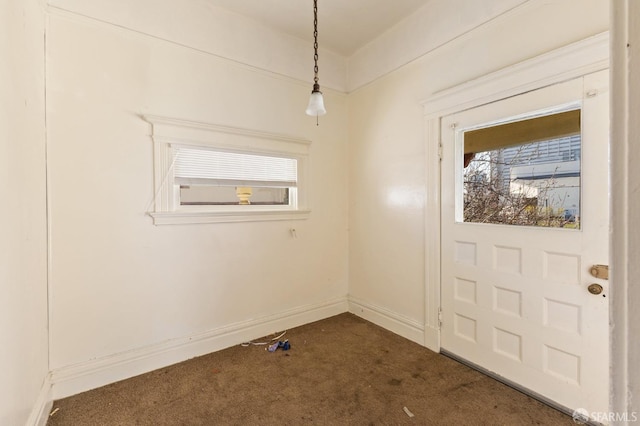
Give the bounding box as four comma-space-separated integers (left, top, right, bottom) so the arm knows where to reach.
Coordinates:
346, 0, 528, 91
45, 1, 349, 397
0, 0, 50, 424
47, 0, 347, 93
347, 0, 609, 342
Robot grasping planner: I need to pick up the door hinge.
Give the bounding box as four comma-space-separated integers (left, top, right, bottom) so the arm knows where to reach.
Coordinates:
438, 143, 443, 161
438, 308, 443, 328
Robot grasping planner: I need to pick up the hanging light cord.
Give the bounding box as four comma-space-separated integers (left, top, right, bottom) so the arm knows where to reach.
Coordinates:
312, 0, 319, 90
306, 0, 325, 125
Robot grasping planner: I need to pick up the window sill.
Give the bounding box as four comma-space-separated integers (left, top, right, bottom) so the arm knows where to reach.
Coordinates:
149, 209, 311, 225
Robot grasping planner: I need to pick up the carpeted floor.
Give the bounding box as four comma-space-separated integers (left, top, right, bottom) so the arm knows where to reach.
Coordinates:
47, 313, 572, 425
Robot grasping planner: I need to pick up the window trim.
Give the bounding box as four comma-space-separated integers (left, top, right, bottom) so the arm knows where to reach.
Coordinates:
143, 115, 311, 225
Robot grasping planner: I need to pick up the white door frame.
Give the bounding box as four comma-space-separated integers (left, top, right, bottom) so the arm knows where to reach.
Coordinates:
421, 32, 610, 354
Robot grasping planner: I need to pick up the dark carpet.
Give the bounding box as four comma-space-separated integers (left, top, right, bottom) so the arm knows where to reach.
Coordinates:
47, 313, 572, 425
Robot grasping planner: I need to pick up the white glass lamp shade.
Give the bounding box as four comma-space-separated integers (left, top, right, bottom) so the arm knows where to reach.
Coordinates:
305, 89, 327, 116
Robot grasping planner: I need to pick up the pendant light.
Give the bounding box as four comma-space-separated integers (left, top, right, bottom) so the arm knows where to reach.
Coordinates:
305, 0, 327, 121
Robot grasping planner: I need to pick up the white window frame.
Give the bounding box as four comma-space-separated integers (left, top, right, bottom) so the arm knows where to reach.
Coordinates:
144, 115, 311, 225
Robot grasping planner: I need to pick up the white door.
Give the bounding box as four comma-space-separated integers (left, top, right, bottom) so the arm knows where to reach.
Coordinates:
440, 71, 609, 416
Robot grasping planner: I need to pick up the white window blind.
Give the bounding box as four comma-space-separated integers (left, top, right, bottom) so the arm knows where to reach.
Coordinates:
174, 146, 298, 188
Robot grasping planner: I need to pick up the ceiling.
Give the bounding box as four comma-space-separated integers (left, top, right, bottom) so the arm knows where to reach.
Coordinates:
204, 0, 433, 57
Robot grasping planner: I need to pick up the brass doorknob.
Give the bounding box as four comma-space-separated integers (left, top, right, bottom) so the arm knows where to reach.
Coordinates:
588, 283, 603, 295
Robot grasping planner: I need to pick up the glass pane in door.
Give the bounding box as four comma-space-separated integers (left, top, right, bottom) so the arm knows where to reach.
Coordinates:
461, 109, 581, 229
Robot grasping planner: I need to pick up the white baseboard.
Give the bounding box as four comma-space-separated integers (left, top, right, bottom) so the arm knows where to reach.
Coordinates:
50, 297, 348, 401
34, 296, 435, 425
347, 297, 424, 345
26, 373, 53, 426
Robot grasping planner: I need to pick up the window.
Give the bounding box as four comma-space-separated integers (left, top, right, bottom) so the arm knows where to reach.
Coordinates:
175, 147, 298, 207
144, 115, 310, 224
461, 108, 581, 229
